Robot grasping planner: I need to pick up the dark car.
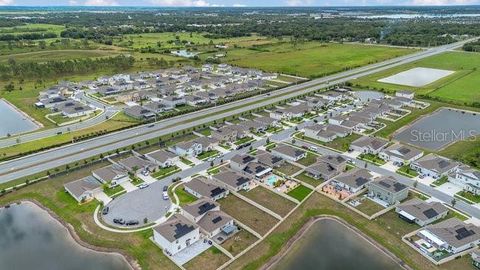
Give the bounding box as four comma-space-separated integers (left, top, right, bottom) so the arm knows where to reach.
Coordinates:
102, 206, 109, 215
163, 186, 168, 192
126, 220, 139, 226
113, 218, 125, 225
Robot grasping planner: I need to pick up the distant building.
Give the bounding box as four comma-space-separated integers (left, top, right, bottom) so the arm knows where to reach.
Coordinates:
145, 150, 179, 168
396, 90, 414, 99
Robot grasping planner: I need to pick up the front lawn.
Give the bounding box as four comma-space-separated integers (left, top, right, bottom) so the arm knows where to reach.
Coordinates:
174, 185, 198, 206
396, 165, 419, 178
197, 150, 220, 161
180, 156, 194, 166
358, 153, 386, 165
455, 191, 480, 204
103, 184, 125, 197
431, 176, 448, 187
151, 166, 181, 179
286, 185, 312, 202
234, 136, 255, 146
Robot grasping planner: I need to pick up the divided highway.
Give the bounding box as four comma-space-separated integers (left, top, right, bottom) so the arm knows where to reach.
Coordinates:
0, 39, 474, 184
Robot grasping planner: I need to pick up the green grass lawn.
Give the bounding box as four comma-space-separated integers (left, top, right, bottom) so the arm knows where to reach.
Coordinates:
354, 197, 385, 216
174, 185, 198, 206
197, 128, 212, 136
295, 171, 322, 187
241, 186, 297, 217
180, 156, 195, 167
351, 51, 480, 105
0, 49, 119, 64
296, 132, 361, 152
197, 150, 220, 161
296, 152, 318, 166
396, 165, 419, 178
431, 176, 448, 187
151, 166, 180, 179
224, 42, 414, 78
103, 185, 125, 197
286, 185, 312, 202
274, 162, 302, 176
455, 191, 480, 204
235, 136, 255, 146
358, 153, 386, 165
439, 136, 480, 170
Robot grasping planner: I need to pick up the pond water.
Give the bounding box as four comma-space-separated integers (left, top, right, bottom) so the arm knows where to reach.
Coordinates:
0, 99, 39, 137
273, 219, 402, 270
353, 90, 384, 103
378, 67, 454, 87
395, 108, 480, 151
0, 202, 131, 270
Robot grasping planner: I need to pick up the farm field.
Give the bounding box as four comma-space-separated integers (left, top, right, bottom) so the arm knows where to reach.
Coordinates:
0, 49, 120, 64
351, 51, 480, 105
217, 42, 414, 78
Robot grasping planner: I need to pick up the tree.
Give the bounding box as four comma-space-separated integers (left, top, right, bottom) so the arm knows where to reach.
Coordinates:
451, 198, 457, 208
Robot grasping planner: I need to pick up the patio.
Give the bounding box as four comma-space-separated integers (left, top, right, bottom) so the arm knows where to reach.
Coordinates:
322, 182, 351, 200
171, 239, 212, 266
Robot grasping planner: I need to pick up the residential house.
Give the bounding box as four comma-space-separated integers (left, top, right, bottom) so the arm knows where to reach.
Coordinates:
317, 91, 344, 102
185, 95, 209, 106
182, 198, 220, 223
396, 90, 415, 99
350, 136, 389, 155
367, 176, 409, 205
54, 101, 95, 118
305, 155, 346, 180
92, 165, 129, 187
124, 105, 156, 120
417, 218, 480, 254
449, 165, 480, 195
269, 105, 308, 121
162, 96, 186, 107
197, 210, 235, 238
184, 177, 229, 201
143, 101, 173, 114
213, 171, 252, 192
256, 151, 285, 168
211, 125, 246, 143
118, 156, 157, 173
253, 116, 280, 128
472, 250, 480, 269
230, 154, 257, 172
396, 198, 449, 226
330, 168, 373, 194
64, 176, 102, 202
145, 150, 179, 168
243, 162, 272, 179
153, 214, 200, 256
379, 143, 424, 165
271, 144, 307, 162
410, 154, 458, 179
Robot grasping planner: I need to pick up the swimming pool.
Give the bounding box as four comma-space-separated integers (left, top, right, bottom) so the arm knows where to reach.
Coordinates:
267, 175, 278, 186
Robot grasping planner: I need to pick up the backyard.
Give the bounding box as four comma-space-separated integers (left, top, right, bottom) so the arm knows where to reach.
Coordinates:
241, 186, 297, 217
220, 229, 258, 256
286, 185, 313, 202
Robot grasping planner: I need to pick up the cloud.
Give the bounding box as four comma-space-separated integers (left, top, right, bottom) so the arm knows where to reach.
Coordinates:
410, 0, 476, 4
285, 0, 314, 6
84, 0, 119, 5
233, 3, 246, 6
149, 0, 212, 6
69, 0, 79, 4
0, 0, 13, 5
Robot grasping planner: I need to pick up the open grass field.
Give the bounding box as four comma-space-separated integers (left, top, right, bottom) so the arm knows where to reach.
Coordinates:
220, 229, 258, 256
286, 185, 312, 202
241, 186, 297, 217
226, 192, 473, 270
351, 51, 480, 105
0, 160, 179, 270
184, 247, 230, 270
219, 42, 414, 78
0, 50, 120, 64
274, 162, 302, 176
354, 197, 385, 216
218, 195, 279, 236
0, 23, 65, 35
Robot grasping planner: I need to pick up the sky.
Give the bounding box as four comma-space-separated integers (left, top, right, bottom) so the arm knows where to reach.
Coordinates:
0, 0, 479, 7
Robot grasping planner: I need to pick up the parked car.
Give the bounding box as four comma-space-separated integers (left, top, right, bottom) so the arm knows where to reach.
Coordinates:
309, 146, 318, 152
163, 186, 168, 192
102, 206, 109, 215
148, 124, 155, 128
126, 220, 139, 226
113, 218, 125, 225
138, 183, 149, 189
162, 191, 169, 200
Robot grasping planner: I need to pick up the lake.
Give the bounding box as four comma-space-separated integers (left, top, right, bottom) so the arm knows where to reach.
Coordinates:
0, 99, 39, 137
394, 108, 480, 151
273, 219, 403, 270
0, 202, 131, 270
378, 67, 454, 87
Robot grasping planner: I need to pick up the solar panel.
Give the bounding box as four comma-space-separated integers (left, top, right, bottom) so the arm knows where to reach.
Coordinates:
198, 202, 216, 215
212, 216, 223, 224
422, 208, 438, 219
398, 147, 411, 155
438, 160, 450, 169
173, 223, 195, 239
379, 181, 392, 188
455, 227, 475, 240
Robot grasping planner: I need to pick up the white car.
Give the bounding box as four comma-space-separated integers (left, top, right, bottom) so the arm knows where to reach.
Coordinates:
162, 191, 169, 200
138, 183, 149, 189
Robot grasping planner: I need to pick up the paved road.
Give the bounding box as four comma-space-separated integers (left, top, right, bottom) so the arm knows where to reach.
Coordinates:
0, 39, 474, 184
292, 139, 480, 219
0, 91, 118, 148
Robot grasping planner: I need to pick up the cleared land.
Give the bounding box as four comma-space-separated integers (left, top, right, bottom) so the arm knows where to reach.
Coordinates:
221, 42, 414, 78
220, 229, 258, 256
184, 247, 230, 270
241, 186, 297, 217
0, 50, 120, 64
351, 51, 480, 105
218, 195, 279, 236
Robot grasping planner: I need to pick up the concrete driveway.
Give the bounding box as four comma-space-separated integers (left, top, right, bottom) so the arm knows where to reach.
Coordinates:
103, 179, 172, 228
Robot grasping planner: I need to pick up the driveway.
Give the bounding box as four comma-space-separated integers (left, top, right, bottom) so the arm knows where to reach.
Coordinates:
379, 161, 399, 172
435, 182, 462, 197
103, 178, 172, 228
120, 181, 138, 192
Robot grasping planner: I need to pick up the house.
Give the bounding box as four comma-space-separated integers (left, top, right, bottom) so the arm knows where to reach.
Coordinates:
185, 95, 209, 106
396, 198, 449, 226
197, 210, 235, 238
317, 91, 344, 102
92, 165, 129, 187
330, 168, 373, 193
243, 120, 268, 133
162, 96, 186, 107
253, 116, 280, 128
37, 96, 68, 108
396, 90, 415, 99
184, 177, 229, 201
410, 154, 458, 179
256, 151, 285, 168
153, 214, 200, 256
449, 165, 480, 195
124, 105, 156, 120
269, 105, 308, 120
350, 136, 389, 155
230, 154, 257, 172
271, 144, 307, 162
64, 176, 102, 202
211, 125, 246, 142
471, 250, 480, 269
417, 218, 480, 254
53, 100, 95, 118
305, 155, 346, 180
172, 141, 203, 157
367, 176, 409, 205
143, 101, 173, 114
243, 162, 272, 178
379, 143, 424, 165
182, 198, 220, 223
213, 171, 252, 192
118, 156, 156, 173
145, 150, 179, 168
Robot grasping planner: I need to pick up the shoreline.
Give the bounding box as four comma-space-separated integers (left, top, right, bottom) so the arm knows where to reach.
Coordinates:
1, 200, 140, 270
0, 98, 43, 136
261, 215, 412, 270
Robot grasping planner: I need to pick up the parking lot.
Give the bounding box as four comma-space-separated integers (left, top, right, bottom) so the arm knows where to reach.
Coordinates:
102, 178, 172, 228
